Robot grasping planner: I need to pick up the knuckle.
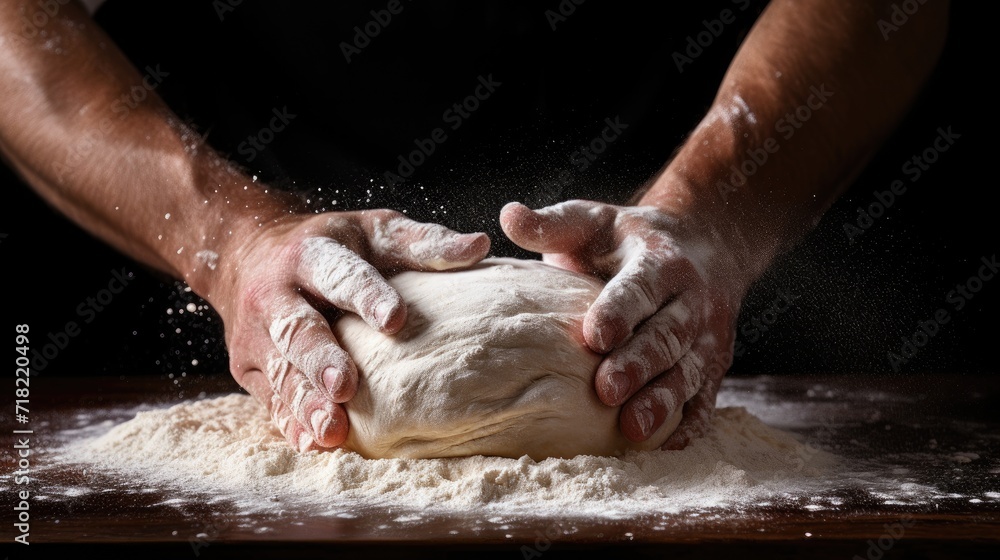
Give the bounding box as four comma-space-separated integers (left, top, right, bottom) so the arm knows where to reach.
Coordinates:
266, 354, 294, 393
650, 326, 683, 367
236, 277, 283, 316
268, 309, 318, 356
631, 269, 660, 312
589, 203, 618, 225
681, 368, 703, 400
676, 353, 707, 396
643, 207, 677, 230
268, 316, 297, 354
650, 384, 680, 412
272, 406, 295, 437
371, 208, 404, 222
319, 214, 353, 233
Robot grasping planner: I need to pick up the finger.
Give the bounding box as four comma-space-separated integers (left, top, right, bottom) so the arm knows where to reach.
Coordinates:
369, 215, 491, 271
540, 252, 588, 274
239, 368, 322, 452
661, 375, 722, 450
300, 236, 407, 333
617, 349, 707, 442
499, 200, 614, 254
267, 294, 358, 402
241, 368, 296, 441
595, 295, 703, 406
263, 350, 349, 449
584, 244, 699, 353
617, 333, 723, 442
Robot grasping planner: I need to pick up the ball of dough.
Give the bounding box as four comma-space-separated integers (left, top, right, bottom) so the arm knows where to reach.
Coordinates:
334, 258, 682, 460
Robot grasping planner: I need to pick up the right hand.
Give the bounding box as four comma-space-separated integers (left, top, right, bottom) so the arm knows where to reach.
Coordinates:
210, 209, 490, 452
500, 200, 748, 449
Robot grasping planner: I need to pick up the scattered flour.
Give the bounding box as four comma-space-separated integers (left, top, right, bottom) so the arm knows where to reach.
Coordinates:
194, 250, 219, 271
951, 452, 980, 464
61, 394, 836, 517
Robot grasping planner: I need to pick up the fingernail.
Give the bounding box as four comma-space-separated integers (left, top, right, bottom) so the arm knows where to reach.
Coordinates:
374, 300, 395, 328
605, 372, 629, 404
323, 366, 346, 397
311, 409, 331, 438
297, 432, 314, 453
635, 407, 655, 437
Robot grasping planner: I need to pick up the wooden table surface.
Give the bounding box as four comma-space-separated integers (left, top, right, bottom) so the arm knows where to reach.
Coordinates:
2, 373, 998, 558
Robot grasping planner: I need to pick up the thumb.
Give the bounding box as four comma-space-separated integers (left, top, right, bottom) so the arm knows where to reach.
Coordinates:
500, 200, 611, 254
371, 215, 491, 271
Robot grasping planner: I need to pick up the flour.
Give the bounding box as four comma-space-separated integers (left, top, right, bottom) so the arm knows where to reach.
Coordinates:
369, 215, 489, 270
300, 236, 402, 330
61, 394, 836, 517
194, 250, 219, 271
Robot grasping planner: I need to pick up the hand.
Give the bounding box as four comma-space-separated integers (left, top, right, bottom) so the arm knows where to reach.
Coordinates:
500, 199, 747, 449
211, 209, 490, 451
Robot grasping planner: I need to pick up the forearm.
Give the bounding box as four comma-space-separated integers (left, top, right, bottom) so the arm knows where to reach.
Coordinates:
638, 0, 948, 284
0, 0, 297, 297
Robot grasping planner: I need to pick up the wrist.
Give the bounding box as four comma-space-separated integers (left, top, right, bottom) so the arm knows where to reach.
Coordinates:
636, 110, 782, 290
168, 155, 303, 302
637, 102, 819, 285
639, 176, 758, 296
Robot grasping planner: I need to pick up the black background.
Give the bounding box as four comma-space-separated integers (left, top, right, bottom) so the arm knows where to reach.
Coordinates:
2, 0, 993, 385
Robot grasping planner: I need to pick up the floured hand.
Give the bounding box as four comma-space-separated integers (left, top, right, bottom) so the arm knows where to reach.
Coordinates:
213, 209, 490, 452
500, 200, 747, 449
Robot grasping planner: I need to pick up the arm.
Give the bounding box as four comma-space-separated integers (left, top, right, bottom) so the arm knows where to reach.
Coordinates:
502, 0, 948, 446
0, 1, 489, 450
638, 0, 949, 273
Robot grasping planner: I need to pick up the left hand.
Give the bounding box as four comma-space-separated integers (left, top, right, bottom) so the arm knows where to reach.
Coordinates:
500, 199, 748, 449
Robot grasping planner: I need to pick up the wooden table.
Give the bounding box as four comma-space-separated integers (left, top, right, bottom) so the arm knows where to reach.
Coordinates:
2, 373, 998, 558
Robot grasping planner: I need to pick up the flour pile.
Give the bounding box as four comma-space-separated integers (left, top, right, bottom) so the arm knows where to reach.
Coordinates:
62, 394, 836, 517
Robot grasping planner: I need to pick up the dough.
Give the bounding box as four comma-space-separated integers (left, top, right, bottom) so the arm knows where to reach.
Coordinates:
334, 258, 682, 460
